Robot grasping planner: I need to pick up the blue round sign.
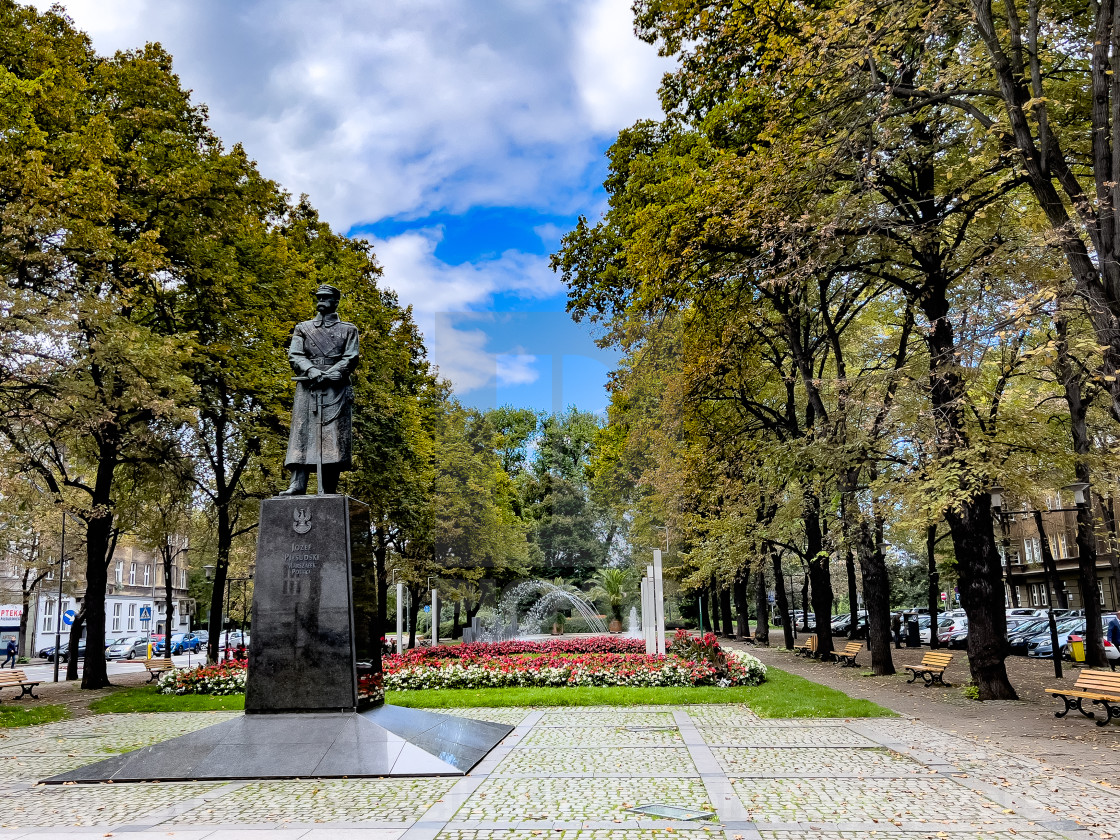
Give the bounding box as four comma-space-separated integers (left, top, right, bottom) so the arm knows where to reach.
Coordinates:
62, 609, 77, 626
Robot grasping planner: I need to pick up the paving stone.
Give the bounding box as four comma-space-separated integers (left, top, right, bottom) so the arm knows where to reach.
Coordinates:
165, 778, 457, 825
439, 833, 714, 840
732, 777, 1012, 824
456, 777, 714, 821
495, 746, 696, 776
537, 711, 677, 728
713, 746, 925, 776
0, 782, 221, 828
522, 726, 683, 748
698, 725, 876, 747
2, 712, 242, 756
684, 705, 761, 725
758, 833, 1069, 840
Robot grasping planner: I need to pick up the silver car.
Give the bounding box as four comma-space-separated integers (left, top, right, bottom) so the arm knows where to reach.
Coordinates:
106, 636, 150, 660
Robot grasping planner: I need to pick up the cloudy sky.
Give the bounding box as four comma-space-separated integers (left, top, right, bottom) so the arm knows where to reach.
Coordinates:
36, 0, 671, 413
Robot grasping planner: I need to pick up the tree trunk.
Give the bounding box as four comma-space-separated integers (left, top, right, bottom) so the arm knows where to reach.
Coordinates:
719, 587, 734, 637
699, 589, 713, 632
922, 287, 1016, 699
452, 598, 462, 640
805, 495, 833, 658
733, 571, 750, 639
206, 503, 233, 665
1055, 313, 1106, 666
66, 608, 85, 681
753, 567, 770, 645
80, 476, 113, 689
857, 523, 895, 675
927, 524, 941, 650
771, 551, 794, 649
845, 548, 859, 638
1103, 494, 1120, 608
800, 575, 810, 632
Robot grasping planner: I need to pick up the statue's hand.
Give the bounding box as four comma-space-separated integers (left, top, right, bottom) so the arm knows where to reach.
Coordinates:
323, 369, 343, 382
308, 369, 324, 383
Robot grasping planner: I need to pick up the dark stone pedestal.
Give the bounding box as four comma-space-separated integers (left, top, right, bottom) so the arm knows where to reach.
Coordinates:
41, 494, 515, 784
246, 494, 369, 713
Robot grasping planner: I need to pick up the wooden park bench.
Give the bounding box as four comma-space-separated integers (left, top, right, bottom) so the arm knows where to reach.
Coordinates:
0, 669, 40, 700
833, 641, 863, 667
904, 651, 954, 686
792, 634, 817, 657
1046, 669, 1120, 727
143, 658, 175, 683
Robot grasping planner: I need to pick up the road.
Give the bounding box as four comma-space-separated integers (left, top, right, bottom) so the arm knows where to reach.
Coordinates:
20, 651, 208, 683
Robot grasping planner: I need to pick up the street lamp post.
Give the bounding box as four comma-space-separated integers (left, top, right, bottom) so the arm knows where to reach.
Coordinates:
53, 512, 66, 684
990, 486, 1062, 679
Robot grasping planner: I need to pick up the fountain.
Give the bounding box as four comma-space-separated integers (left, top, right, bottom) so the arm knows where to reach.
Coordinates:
627, 605, 640, 637
479, 580, 608, 640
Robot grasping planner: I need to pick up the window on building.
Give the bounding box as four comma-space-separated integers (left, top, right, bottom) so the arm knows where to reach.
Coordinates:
180, 568, 188, 588
1024, 540, 1035, 564
115, 561, 123, 584
1058, 532, 1069, 558
129, 563, 136, 585
143, 565, 150, 587
112, 603, 121, 632
127, 603, 136, 631
1099, 580, 1106, 606
41, 599, 55, 631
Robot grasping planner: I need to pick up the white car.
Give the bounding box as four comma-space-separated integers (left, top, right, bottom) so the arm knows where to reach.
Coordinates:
106, 636, 149, 660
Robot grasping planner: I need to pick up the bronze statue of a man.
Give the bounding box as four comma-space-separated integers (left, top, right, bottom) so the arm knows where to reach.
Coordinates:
279, 284, 359, 496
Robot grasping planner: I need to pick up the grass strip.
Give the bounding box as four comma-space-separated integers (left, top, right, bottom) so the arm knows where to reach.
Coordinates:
0, 704, 69, 727
387, 667, 894, 717
89, 685, 245, 714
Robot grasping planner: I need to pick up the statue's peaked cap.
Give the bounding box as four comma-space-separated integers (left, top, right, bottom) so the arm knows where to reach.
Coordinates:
314, 284, 342, 297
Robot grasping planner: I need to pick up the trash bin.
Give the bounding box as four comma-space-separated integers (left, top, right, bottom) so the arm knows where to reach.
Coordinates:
905, 617, 921, 647
1068, 634, 1085, 663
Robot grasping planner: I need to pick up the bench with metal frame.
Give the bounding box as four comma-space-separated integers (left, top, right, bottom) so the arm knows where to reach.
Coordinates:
903, 651, 954, 686
833, 641, 863, 667
1045, 669, 1120, 727
143, 658, 175, 683
0, 669, 40, 700
792, 634, 817, 657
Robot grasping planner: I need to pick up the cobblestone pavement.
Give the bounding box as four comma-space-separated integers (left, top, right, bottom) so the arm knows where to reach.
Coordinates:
0, 705, 1118, 839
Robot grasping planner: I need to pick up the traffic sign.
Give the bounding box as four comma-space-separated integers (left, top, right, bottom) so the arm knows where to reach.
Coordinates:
62, 609, 76, 626
139, 605, 152, 621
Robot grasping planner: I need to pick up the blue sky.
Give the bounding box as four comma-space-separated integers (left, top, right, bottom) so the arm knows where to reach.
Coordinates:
39, 0, 669, 414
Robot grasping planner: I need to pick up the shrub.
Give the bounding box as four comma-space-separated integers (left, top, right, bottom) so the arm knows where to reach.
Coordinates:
158, 661, 247, 695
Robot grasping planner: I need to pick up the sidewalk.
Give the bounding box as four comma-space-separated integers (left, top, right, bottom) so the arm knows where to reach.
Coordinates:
732, 635, 1120, 783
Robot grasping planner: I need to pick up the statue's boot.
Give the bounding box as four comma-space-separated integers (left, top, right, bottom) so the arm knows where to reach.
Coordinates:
278, 467, 309, 496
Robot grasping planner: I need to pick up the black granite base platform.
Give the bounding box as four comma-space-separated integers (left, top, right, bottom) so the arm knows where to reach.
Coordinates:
42, 705, 514, 783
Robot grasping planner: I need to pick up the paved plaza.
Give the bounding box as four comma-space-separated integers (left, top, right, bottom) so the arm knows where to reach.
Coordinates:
0, 704, 1117, 839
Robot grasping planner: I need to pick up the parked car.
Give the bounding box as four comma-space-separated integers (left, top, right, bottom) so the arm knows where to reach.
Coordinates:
937, 615, 967, 645
1008, 618, 1050, 654
194, 630, 209, 646
50, 640, 86, 662
156, 632, 201, 655
1026, 618, 1086, 658
106, 636, 144, 659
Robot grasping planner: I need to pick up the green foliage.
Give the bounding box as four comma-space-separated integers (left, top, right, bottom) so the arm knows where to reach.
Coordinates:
386, 667, 893, 717
0, 704, 69, 727
89, 685, 245, 713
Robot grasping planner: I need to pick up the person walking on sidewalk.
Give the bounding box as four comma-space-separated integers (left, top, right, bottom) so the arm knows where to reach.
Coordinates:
1, 639, 16, 668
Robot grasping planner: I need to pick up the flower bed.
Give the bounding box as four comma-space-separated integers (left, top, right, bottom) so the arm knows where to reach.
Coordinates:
157, 661, 247, 695
383, 635, 766, 691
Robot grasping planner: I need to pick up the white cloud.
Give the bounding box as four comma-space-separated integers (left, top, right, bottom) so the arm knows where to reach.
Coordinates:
495, 353, 539, 387
35, 0, 669, 229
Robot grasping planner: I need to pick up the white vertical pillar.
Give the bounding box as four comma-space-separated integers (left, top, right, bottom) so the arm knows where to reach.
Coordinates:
645, 564, 656, 654
653, 549, 666, 655
639, 578, 650, 654
395, 582, 404, 654
431, 589, 439, 646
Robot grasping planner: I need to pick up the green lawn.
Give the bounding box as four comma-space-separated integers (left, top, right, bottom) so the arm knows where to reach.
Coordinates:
0, 704, 69, 727
89, 686, 245, 714
81, 667, 891, 718
387, 667, 894, 717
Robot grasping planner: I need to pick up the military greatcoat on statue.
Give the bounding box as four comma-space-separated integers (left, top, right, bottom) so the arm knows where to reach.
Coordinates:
285, 310, 360, 471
